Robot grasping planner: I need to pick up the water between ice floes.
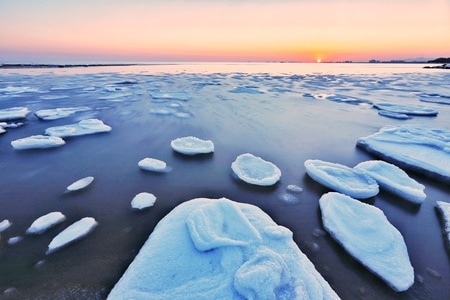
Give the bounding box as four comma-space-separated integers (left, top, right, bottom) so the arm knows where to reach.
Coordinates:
0, 63, 449, 299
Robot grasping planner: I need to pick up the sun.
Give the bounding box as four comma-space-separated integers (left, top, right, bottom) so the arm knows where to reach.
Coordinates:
316, 58, 322, 63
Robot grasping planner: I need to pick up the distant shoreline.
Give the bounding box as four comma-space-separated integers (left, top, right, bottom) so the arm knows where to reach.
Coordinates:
0, 63, 141, 69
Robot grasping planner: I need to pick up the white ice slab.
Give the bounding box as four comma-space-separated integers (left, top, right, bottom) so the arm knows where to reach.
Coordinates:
231, 153, 281, 186
11, 135, 66, 150
131, 192, 156, 210
0, 107, 30, 121
45, 118, 111, 137
170, 136, 214, 155
357, 124, 450, 183
108, 198, 339, 299
35, 106, 91, 120
46, 217, 98, 254
378, 110, 411, 120
138, 158, 169, 172
66, 176, 94, 191
0, 219, 12, 232
304, 159, 379, 199
373, 102, 438, 116
26, 212, 66, 234
320, 192, 414, 292
436, 201, 450, 250
355, 160, 426, 204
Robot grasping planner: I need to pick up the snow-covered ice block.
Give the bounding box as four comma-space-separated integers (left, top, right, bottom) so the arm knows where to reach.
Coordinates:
107, 198, 339, 299
304, 159, 379, 199
66, 176, 94, 191
138, 158, 169, 172
355, 160, 426, 204
319, 192, 414, 292
131, 192, 156, 210
0, 107, 30, 121
35, 106, 91, 120
357, 124, 450, 183
45, 118, 111, 137
373, 102, 438, 116
231, 153, 281, 186
46, 217, 98, 254
435, 201, 450, 250
170, 136, 214, 155
26, 212, 66, 234
11, 135, 66, 150
0, 219, 12, 232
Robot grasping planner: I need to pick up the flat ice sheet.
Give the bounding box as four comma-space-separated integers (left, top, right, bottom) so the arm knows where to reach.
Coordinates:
319, 192, 414, 292
373, 102, 438, 116
108, 198, 339, 299
45, 118, 111, 137
0, 107, 30, 121
35, 106, 91, 120
231, 153, 281, 186
170, 136, 214, 155
11, 135, 66, 150
26, 212, 66, 234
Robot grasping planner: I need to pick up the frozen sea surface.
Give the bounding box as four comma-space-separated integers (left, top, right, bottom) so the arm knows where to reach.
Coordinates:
0, 63, 449, 299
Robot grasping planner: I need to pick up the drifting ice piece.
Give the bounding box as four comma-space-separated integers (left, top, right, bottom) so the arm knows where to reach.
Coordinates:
26, 212, 66, 234
170, 136, 214, 155
138, 158, 168, 172
231, 153, 281, 186
11, 135, 65, 150
319, 192, 414, 292
0, 107, 30, 121
373, 102, 438, 116
436, 201, 450, 250
131, 192, 156, 210
45, 118, 111, 137
66, 176, 94, 192
35, 107, 91, 120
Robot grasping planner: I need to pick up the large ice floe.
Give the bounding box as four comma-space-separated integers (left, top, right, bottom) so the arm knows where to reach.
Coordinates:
319, 192, 414, 292
373, 102, 438, 116
26, 212, 66, 234
34, 106, 91, 120
231, 153, 281, 186
357, 124, 450, 183
11, 135, 66, 150
108, 198, 339, 299
304, 159, 379, 199
354, 160, 426, 204
170, 136, 214, 155
45, 118, 111, 137
0, 107, 30, 121
435, 201, 450, 250
46, 217, 98, 255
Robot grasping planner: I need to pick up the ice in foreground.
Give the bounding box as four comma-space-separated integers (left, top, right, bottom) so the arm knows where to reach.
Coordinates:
138, 158, 169, 172
26, 212, 66, 234
170, 136, 214, 155
357, 124, 450, 183
46, 217, 98, 254
108, 198, 339, 299
131, 192, 156, 210
66, 176, 94, 192
11, 135, 66, 150
355, 160, 426, 204
435, 201, 450, 250
0, 107, 30, 121
319, 192, 414, 292
45, 118, 111, 137
34, 106, 91, 120
304, 159, 379, 199
231, 153, 281, 186
373, 102, 438, 116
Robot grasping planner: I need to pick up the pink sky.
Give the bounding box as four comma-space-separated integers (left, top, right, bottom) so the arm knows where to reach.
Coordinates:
1, 0, 449, 63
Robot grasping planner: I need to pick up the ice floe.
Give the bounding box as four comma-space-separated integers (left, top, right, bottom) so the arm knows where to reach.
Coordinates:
35, 107, 91, 120
107, 198, 339, 299
357, 124, 450, 183
11, 135, 66, 150
304, 159, 379, 199
0, 219, 12, 232
319, 192, 414, 292
8, 236, 23, 245
373, 102, 438, 116
138, 158, 170, 172
0, 107, 30, 121
355, 160, 426, 204
26, 212, 66, 234
170, 136, 214, 155
150, 91, 190, 101
231, 153, 281, 186
66, 176, 94, 192
46, 217, 98, 255
45, 118, 111, 137
378, 110, 411, 120
131, 192, 157, 210
435, 201, 450, 250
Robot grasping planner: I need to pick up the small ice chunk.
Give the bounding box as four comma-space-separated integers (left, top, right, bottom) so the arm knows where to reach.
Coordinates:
35, 106, 91, 120
170, 136, 214, 155
319, 192, 414, 292
0, 219, 12, 232
435, 201, 450, 250
11, 135, 65, 150
46, 217, 98, 254
355, 160, 426, 204
131, 192, 156, 210
231, 153, 281, 186
304, 159, 379, 199
138, 158, 168, 172
45, 118, 111, 137
26, 212, 66, 234
374, 102, 438, 116
66, 176, 94, 191
287, 184, 303, 193
0, 107, 30, 121
7, 236, 23, 245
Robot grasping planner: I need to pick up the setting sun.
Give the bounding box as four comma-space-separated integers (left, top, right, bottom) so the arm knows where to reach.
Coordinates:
317, 58, 322, 63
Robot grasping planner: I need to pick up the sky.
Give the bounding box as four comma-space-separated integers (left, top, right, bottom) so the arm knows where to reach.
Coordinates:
1, 0, 449, 63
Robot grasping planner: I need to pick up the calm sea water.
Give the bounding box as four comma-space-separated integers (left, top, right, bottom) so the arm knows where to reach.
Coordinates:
0, 63, 449, 299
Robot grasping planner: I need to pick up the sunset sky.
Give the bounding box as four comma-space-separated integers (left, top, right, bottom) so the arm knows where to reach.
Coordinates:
1, 0, 449, 63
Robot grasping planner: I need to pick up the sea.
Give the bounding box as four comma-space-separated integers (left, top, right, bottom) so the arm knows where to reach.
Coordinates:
0, 63, 449, 299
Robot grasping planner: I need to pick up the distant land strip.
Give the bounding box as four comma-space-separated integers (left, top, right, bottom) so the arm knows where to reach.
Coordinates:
0, 63, 143, 69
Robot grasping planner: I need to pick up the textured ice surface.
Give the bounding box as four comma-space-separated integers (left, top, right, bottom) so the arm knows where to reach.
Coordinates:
66, 176, 94, 191
357, 124, 450, 183
436, 201, 450, 250
131, 192, 156, 210
378, 110, 411, 120
46, 217, 98, 254
170, 136, 214, 155
11, 135, 66, 150
320, 192, 414, 292
355, 160, 426, 204
231, 153, 281, 186
0, 219, 12, 232
138, 158, 168, 172
45, 118, 111, 137
108, 198, 339, 299
304, 159, 379, 199
150, 91, 190, 101
0, 107, 30, 121
26, 212, 66, 234
35, 107, 91, 120
373, 102, 438, 116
